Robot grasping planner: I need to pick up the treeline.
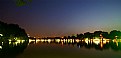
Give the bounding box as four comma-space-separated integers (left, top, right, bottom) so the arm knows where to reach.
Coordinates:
0, 21, 28, 40
64, 30, 121, 39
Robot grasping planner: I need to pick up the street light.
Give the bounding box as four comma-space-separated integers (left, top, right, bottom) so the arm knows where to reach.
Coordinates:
115, 36, 118, 39
0, 34, 3, 36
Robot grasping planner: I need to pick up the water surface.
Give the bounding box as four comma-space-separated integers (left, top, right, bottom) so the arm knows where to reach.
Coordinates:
1, 39, 121, 58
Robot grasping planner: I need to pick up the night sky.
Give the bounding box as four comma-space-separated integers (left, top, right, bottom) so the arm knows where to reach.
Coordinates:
1, 0, 121, 37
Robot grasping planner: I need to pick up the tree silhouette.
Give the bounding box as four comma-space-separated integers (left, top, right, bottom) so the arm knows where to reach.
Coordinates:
13, 0, 32, 6
0, 21, 28, 40
84, 32, 93, 39
94, 31, 102, 38
102, 32, 109, 38
109, 30, 121, 39
77, 34, 83, 39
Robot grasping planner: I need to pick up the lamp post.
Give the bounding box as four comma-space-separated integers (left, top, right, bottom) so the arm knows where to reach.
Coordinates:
100, 34, 103, 40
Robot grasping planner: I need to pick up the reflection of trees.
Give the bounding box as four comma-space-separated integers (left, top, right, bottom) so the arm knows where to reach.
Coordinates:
77, 41, 84, 48
0, 41, 28, 58
29, 38, 121, 51
110, 42, 119, 51
84, 43, 92, 49
118, 42, 121, 51
103, 43, 110, 50
109, 41, 121, 51
75, 40, 121, 51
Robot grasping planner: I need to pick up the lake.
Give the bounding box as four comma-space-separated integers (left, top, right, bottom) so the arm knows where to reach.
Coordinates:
0, 39, 121, 58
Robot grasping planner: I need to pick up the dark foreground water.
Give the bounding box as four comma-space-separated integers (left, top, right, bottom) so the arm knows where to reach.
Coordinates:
1, 39, 121, 58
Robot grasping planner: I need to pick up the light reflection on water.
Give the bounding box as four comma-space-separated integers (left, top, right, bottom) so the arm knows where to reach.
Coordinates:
27, 38, 121, 53
1, 39, 121, 58
17, 38, 121, 58
0, 39, 28, 58
28, 38, 120, 50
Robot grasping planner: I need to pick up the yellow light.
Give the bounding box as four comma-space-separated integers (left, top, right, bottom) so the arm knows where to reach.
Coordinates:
9, 39, 12, 42
100, 42, 103, 48
41, 39, 44, 42
63, 39, 66, 43
93, 40, 100, 45
45, 39, 48, 42
0, 34, 3, 36
2, 42, 3, 45
63, 39, 66, 41
75, 39, 80, 43
48, 39, 51, 41
15, 42, 18, 46
63, 39, 68, 43
106, 40, 109, 43
9, 41, 11, 44
17, 40, 21, 43
115, 36, 118, 38
112, 39, 119, 46
68, 39, 72, 43
55, 39, 60, 43
112, 39, 116, 42
85, 38, 88, 41
0, 46, 2, 49
103, 40, 106, 44
61, 39, 63, 42
12, 42, 17, 46
61, 42, 64, 45
93, 38, 100, 41
22, 40, 25, 43
73, 39, 74, 43
116, 43, 118, 46
28, 36, 30, 37
48, 39, 51, 43
36, 39, 40, 43
85, 40, 88, 44
14, 38, 16, 40
29, 39, 35, 43
120, 39, 121, 42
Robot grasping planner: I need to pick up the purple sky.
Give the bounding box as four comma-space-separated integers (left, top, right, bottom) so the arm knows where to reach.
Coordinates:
1, 0, 121, 37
